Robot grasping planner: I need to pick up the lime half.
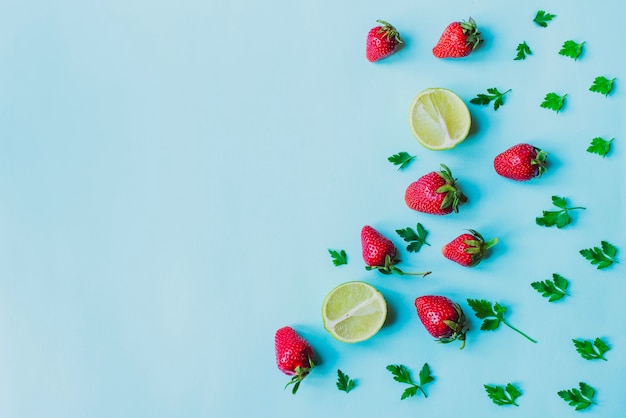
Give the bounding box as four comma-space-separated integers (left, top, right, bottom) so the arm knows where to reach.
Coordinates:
409, 88, 471, 150
322, 281, 387, 343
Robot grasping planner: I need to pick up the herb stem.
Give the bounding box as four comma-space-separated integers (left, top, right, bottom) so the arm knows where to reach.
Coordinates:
503, 320, 537, 343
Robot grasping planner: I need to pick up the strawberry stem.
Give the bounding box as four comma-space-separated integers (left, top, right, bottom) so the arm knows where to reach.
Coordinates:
503, 320, 537, 343
367, 254, 431, 277
484, 237, 499, 250
393, 268, 431, 277
284, 357, 315, 394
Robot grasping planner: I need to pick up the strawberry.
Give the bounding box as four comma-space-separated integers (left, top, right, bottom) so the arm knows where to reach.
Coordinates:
432, 17, 482, 58
414, 295, 468, 349
361, 225, 430, 276
494, 143, 548, 181
404, 164, 467, 215
275, 326, 315, 394
442, 229, 498, 267
366, 20, 403, 62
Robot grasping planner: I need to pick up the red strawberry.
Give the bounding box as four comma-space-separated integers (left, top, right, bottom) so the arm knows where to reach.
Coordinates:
494, 143, 548, 181
442, 229, 498, 267
405, 164, 467, 215
414, 295, 468, 349
432, 17, 482, 58
361, 225, 430, 276
275, 326, 315, 394
366, 20, 403, 62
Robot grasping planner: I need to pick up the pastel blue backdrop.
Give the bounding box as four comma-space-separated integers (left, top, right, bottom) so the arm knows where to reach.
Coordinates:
0, 0, 624, 417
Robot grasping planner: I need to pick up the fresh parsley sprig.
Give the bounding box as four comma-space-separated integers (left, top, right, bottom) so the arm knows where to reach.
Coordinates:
540, 92, 567, 113
535, 196, 585, 229
336, 369, 355, 393
580, 241, 618, 269
396, 223, 430, 253
386, 363, 434, 399
533, 10, 556, 27
470, 88, 511, 111
558, 382, 597, 411
484, 383, 522, 407
328, 249, 348, 266
514, 41, 532, 60
531, 273, 569, 302
467, 299, 537, 343
587, 137, 613, 158
388, 152, 415, 170
559, 40, 585, 60
589, 76, 616, 96
573, 338, 610, 361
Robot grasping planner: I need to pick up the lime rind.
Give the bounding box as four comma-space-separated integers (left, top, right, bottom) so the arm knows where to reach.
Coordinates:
322, 281, 387, 343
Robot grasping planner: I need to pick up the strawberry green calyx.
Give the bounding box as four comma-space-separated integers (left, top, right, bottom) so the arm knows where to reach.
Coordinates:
463, 229, 498, 266
441, 303, 469, 349
459, 17, 482, 50
435, 164, 467, 213
375, 20, 403, 44
531, 147, 549, 177
285, 356, 315, 395
366, 254, 431, 277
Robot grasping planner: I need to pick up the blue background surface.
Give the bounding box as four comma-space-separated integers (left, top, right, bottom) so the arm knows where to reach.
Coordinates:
0, 0, 624, 417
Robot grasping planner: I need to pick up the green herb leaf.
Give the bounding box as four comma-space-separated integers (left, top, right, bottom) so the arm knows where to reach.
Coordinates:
535, 196, 585, 229
514, 41, 532, 60
466, 298, 496, 319
336, 369, 355, 393
396, 223, 430, 253
587, 137, 614, 158
328, 249, 348, 266
388, 152, 416, 170
558, 382, 596, 411
589, 76, 616, 96
559, 40, 585, 60
467, 299, 537, 343
484, 383, 522, 406
540, 92, 567, 113
470, 87, 511, 111
573, 338, 610, 361
418, 363, 434, 387
533, 10, 556, 27
386, 363, 433, 399
401, 386, 418, 400
531, 273, 569, 302
580, 241, 618, 269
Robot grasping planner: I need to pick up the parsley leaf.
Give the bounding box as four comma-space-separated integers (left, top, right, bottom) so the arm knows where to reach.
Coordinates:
467, 299, 537, 343
531, 273, 569, 302
533, 10, 556, 27
336, 369, 355, 393
514, 41, 532, 60
589, 76, 616, 96
386, 363, 433, 399
559, 40, 585, 60
388, 152, 415, 170
535, 196, 585, 229
573, 338, 610, 361
580, 241, 618, 269
470, 88, 511, 110
484, 383, 522, 407
396, 223, 430, 253
586, 137, 613, 158
328, 249, 347, 266
558, 382, 597, 411
540, 92, 567, 113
